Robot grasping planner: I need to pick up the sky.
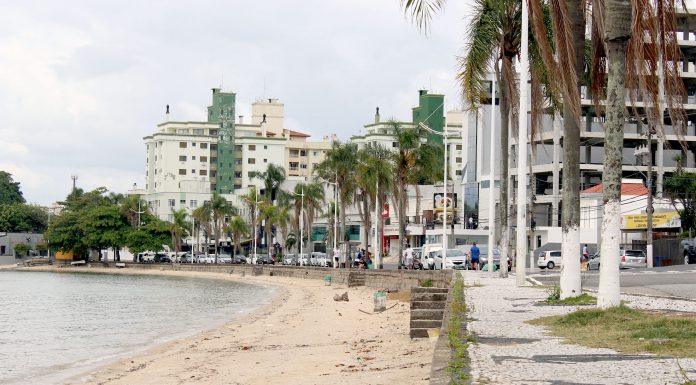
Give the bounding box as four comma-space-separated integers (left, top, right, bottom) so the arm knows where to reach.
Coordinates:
0, 0, 471, 205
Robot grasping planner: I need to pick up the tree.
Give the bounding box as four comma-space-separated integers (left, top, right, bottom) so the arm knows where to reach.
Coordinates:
192, 204, 212, 254
242, 187, 262, 256
13, 243, 29, 257
665, 171, 696, 234
357, 143, 393, 268
80, 204, 129, 261
256, 164, 286, 202
0, 204, 48, 233
0, 171, 25, 204
125, 218, 171, 255
210, 192, 234, 261
226, 215, 249, 258
315, 142, 357, 265
169, 208, 189, 254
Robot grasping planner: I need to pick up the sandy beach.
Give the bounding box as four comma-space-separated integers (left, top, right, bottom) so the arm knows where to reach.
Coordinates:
19, 267, 434, 385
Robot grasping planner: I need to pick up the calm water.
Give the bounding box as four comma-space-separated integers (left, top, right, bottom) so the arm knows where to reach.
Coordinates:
0, 270, 272, 385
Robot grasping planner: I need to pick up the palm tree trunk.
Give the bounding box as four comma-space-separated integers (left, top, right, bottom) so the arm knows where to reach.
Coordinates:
598, 0, 630, 309
397, 184, 407, 269
560, 0, 585, 299
340, 197, 347, 267
498, 65, 510, 278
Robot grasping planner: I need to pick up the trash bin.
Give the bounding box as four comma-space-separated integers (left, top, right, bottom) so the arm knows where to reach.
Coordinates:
324, 275, 332, 286
654, 255, 662, 267
373, 292, 387, 312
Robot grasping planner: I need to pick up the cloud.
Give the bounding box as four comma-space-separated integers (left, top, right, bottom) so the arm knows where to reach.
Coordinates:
0, 0, 468, 205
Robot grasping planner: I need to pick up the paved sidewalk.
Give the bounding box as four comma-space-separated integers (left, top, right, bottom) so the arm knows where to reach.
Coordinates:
462, 270, 696, 385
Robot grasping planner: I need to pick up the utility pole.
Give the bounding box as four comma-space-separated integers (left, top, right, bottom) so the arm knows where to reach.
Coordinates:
71, 175, 78, 191
647, 130, 654, 268
488, 73, 497, 274
516, 0, 529, 286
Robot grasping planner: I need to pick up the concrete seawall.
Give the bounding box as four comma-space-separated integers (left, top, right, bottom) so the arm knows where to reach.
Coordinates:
107, 262, 455, 291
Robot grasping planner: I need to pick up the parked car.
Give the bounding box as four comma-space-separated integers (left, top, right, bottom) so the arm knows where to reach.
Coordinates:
297, 253, 309, 266
198, 255, 215, 264
283, 254, 295, 265
588, 249, 647, 270
256, 254, 274, 265
217, 254, 232, 264
178, 253, 194, 263
537, 250, 562, 269
232, 254, 247, 264
154, 253, 171, 263
681, 237, 696, 265
137, 252, 154, 263
443, 249, 468, 270
314, 252, 331, 267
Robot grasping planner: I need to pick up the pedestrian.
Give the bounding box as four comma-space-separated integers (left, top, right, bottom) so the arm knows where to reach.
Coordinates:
405, 246, 414, 269
582, 244, 589, 261
468, 216, 473, 229
470, 242, 480, 270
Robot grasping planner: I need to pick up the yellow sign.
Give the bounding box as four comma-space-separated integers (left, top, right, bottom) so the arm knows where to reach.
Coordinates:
623, 211, 681, 230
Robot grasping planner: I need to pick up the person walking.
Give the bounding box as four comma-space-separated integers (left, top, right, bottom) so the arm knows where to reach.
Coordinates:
470, 242, 480, 271
582, 244, 590, 271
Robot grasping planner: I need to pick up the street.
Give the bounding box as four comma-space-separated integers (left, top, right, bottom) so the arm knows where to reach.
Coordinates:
529, 264, 696, 300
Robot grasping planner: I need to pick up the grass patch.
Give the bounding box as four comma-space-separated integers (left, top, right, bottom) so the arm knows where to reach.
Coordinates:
420, 278, 434, 287
529, 306, 696, 357
447, 277, 470, 384
545, 293, 597, 306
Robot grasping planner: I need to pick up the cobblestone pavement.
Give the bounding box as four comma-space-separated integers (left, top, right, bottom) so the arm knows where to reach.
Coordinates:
462, 271, 696, 385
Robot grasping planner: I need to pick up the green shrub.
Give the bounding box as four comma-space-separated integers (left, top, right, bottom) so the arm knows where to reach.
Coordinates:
14, 243, 30, 256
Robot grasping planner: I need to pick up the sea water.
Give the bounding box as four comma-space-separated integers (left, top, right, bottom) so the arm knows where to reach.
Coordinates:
0, 270, 272, 384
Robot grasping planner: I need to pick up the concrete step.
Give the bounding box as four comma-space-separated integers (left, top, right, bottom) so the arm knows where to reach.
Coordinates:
411, 300, 447, 310
410, 319, 443, 329
411, 292, 448, 302
409, 328, 434, 339
411, 287, 449, 294
411, 309, 445, 320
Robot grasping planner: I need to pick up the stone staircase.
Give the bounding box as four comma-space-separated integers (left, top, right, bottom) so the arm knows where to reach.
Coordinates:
347, 272, 366, 287
410, 287, 449, 338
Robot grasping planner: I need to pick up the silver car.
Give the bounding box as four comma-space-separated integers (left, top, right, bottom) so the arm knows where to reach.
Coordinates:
588, 250, 647, 270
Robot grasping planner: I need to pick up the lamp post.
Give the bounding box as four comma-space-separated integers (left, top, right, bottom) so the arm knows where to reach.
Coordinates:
419, 122, 453, 264
253, 186, 259, 264
290, 185, 305, 265
488, 73, 497, 274
317, 175, 339, 268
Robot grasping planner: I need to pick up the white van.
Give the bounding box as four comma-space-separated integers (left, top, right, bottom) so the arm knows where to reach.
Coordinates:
537, 250, 562, 269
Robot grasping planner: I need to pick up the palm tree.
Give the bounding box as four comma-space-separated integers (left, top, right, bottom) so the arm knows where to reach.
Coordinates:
242, 187, 262, 257
256, 163, 286, 202
192, 204, 212, 254
290, 182, 324, 254
210, 192, 234, 262
315, 142, 357, 265
226, 215, 249, 258
169, 208, 189, 253
357, 143, 393, 268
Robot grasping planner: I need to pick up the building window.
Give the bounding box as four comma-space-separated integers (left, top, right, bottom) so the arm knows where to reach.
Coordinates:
393, 142, 398, 148
289, 162, 299, 171
179, 169, 186, 175
263, 159, 267, 163
456, 157, 462, 163
300, 163, 307, 169
210, 130, 217, 136
190, 200, 198, 208
200, 156, 208, 162
264, 145, 267, 149
180, 199, 186, 205
191, 169, 195, 174
248, 158, 256, 164
290, 150, 299, 157
455, 170, 462, 176
234, 159, 242, 165
192, 142, 196, 147
179, 155, 186, 162
210, 171, 217, 177
168, 214, 173, 222
177, 129, 188, 134
456, 144, 462, 150
200, 143, 208, 149
192, 156, 196, 160
168, 199, 175, 207
199, 170, 207, 176
235, 171, 242, 178
179, 142, 187, 148
249, 145, 256, 151
193, 129, 204, 135
248, 172, 255, 178
300, 150, 307, 156
313, 151, 318, 156
235, 145, 243, 151
211, 144, 217, 151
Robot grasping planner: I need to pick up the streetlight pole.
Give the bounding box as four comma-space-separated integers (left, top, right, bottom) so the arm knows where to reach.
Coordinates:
516, 0, 529, 286
317, 175, 339, 268
253, 187, 258, 263
646, 130, 654, 268
290, 185, 305, 265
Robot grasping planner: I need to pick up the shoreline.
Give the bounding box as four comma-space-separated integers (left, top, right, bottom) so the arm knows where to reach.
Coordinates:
14, 266, 433, 385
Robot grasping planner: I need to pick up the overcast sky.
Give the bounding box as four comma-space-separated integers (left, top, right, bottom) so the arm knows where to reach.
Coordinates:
0, 0, 470, 205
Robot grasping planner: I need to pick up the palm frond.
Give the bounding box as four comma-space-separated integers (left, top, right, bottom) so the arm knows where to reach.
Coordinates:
401, 0, 447, 33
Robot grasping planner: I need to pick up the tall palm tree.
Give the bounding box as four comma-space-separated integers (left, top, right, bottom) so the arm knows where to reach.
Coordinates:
316, 142, 357, 264
242, 187, 262, 257
357, 143, 393, 268
406, 0, 559, 279
290, 182, 325, 254
210, 192, 234, 262
192, 204, 212, 254
256, 163, 286, 202
226, 215, 249, 258
169, 208, 189, 253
